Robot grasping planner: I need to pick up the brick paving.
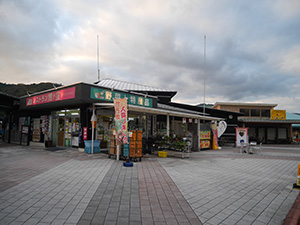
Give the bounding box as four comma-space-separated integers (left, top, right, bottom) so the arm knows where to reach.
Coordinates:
0, 146, 113, 225
78, 160, 140, 225
159, 147, 300, 225
0, 143, 300, 225
0, 145, 69, 193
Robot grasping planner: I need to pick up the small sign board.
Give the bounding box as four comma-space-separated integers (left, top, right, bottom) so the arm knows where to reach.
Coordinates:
235, 127, 248, 147
271, 110, 286, 120
83, 127, 88, 140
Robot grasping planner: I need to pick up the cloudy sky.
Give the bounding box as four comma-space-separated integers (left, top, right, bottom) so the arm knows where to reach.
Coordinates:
1, 0, 300, 112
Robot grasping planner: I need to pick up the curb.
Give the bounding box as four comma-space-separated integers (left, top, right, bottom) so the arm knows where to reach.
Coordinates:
283, 192, 300, 225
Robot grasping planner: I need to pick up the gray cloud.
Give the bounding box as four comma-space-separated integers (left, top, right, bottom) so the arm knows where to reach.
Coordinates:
1, 0, 300, 112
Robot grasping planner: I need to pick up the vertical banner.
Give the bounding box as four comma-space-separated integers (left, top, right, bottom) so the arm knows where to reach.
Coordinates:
297, 164, 300, 186
211, 122, 218, 150
235, 127, 248, 147
114, 98, 128, 145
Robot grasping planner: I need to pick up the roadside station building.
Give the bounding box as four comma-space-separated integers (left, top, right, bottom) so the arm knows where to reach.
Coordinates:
11, 80, 222, 151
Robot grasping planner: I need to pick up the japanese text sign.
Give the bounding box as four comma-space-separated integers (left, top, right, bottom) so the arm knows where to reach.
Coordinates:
114, 99, 128, 145
91, 87, 153, 108
26, 87, 76, 106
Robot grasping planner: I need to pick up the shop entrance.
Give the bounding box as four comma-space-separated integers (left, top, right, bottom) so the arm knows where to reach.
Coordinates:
52, 109, 80, 147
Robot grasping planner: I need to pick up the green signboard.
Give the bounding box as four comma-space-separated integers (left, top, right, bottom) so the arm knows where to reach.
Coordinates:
90, 87, 153, 108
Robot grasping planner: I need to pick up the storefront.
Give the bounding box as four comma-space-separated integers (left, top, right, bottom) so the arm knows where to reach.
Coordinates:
16, 82, 222, 151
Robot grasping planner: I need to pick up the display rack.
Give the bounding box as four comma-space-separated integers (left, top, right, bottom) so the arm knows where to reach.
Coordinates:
129, 130, 143, 162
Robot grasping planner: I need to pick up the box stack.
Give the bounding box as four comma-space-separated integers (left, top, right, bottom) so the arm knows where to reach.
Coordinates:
130, 130, 143, 161
109, 134, 116, 156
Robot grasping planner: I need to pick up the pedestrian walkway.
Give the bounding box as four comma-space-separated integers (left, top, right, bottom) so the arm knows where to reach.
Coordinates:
0, 156, 113, 224
0, 143, 299, 225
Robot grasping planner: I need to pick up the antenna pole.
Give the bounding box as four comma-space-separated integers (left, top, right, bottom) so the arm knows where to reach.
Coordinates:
97, 35, 100, 81
203, 35, 206, 115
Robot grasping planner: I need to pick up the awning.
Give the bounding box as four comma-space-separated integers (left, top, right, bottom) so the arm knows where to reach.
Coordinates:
94, 103, 223, 121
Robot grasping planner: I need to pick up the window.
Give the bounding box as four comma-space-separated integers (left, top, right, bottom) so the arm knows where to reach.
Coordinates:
261, 109, 270, 117
251, 109, 260, 117
240, 109, 250, 116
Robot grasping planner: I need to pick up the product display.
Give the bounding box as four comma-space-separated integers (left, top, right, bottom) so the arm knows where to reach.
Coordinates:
129, 130, 143, 161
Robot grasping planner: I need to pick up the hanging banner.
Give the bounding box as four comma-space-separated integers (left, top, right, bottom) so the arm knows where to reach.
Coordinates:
235, 127, 248, 147
114, 98, 128, 145
297, 164, 300, 186
211, 122, 218, 150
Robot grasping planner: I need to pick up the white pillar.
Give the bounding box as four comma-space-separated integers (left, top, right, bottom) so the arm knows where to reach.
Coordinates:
116, 145, 120, 161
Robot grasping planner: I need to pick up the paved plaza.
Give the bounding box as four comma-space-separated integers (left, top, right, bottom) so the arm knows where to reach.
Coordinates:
0, 142, 300, 225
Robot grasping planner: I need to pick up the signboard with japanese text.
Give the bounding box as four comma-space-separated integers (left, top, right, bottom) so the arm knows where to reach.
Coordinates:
114, 99, 128, 145
235, 127, 248, 147
200, 140, 210, 149
90, 87, 153, 108
200, 131, 211, 149
83, 127, 88, 140
200, 131, 211, 140
271, 110, 286, 120
26, 87, 76, 106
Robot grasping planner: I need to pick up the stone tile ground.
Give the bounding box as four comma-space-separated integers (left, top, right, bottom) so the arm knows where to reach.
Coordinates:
159, 150, 300, 225
0, 143, 300, 225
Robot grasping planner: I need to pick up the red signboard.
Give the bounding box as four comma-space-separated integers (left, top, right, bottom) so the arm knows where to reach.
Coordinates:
83, 127, 88, 140
26, 87, 76, 106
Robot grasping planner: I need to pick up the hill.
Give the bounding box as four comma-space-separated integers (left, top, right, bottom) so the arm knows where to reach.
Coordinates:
0, 82, 62, 97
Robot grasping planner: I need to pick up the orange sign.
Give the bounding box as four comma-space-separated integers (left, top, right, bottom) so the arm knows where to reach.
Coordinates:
271, 110, 286, 120
200, 140, 210, 149
200, 131, 211, 139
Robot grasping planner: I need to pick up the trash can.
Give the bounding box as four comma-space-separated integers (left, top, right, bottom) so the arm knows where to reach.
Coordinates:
84, 140, 101, 154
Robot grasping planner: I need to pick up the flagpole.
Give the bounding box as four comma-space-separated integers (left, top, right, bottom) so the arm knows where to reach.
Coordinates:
203, 35, 206, 115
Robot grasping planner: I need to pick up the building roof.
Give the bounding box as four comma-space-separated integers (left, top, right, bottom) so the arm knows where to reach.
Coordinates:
287, 112, 300, 128
238, 117, 300, 124
213, 102, 278, 108
96, 78, 176, 93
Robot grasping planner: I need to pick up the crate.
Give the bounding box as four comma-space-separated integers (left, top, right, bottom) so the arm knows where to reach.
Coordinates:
137, 131, 143, 140
136, 148, 142, 157
158, 151, 167, 158
136, 141, 142, 149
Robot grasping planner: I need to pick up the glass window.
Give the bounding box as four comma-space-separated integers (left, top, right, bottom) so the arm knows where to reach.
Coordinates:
278, 128, 287, 139
261, 109, 270, 117
251, 109, 260, 117
240, 109, 250, 116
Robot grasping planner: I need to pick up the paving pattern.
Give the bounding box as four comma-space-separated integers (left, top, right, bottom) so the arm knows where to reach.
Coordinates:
159, 151, 300, 225
0, 153, 113, 225
0, 143, 300, 225
138, 159, 202, 225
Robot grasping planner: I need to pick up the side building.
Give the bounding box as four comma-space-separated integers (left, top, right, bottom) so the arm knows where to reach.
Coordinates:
213, 102, 300, 144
